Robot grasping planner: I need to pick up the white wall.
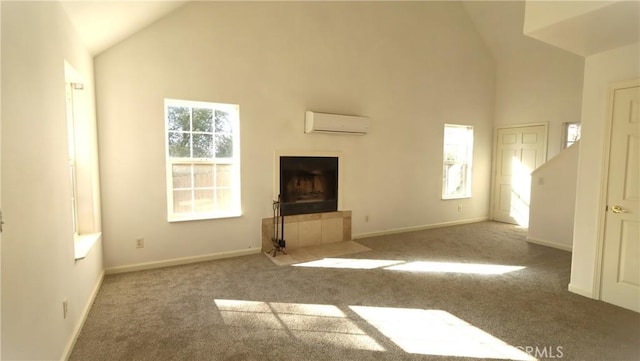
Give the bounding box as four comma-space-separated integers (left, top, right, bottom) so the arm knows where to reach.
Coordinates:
524, 0, 640, 57
493, 47, 584, 158
528, 142, 580, 251
523, 1, 612, 34
95, 1, 495, 270
1, 2, 103, 360
464, 1, 584, 160
570, 42, 640, 297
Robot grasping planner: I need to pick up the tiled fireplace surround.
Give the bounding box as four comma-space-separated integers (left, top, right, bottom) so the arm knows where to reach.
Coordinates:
261, 211, 352, 252
264, 152, 350, 252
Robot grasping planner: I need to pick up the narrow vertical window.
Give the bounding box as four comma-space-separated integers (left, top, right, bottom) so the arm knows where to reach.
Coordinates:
442, 124, 473, 199
562, 122, 581, 149
165, 99, 241, 221
65, 82, 82, 235
65, 61, 102, 260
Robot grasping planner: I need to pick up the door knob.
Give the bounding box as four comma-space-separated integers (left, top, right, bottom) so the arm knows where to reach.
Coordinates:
611, 205, 628, 214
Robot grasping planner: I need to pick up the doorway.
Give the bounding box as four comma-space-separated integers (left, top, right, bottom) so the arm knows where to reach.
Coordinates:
491, 125, 547, 225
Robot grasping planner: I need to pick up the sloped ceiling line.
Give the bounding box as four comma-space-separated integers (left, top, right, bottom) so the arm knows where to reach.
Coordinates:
60, 0, 187, 55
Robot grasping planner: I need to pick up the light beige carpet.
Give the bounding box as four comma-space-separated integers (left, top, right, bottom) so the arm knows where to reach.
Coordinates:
70, 221, 640, 361
264, 240, 371, 266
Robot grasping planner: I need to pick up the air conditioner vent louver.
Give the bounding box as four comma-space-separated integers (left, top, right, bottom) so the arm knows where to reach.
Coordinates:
304, 111, 370, 135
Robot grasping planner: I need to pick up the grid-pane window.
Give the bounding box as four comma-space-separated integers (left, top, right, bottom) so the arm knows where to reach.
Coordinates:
442, 124, 473, 199
165, 99, 241, 221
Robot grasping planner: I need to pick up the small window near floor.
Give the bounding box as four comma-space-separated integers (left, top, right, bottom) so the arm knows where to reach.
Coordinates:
442, 124, 473, 199
164, 99, 241, 222
562, 122, 581, 149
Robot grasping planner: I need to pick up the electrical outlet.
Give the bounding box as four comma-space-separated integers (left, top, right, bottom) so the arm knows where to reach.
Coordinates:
136, 237, 144, 248
63, 299, 68, 319
458, 204, 462, 212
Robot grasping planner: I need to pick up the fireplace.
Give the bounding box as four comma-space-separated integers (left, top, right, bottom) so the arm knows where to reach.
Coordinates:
279, 156, 338, 216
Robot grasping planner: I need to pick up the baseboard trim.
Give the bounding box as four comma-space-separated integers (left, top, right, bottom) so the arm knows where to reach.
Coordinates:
105, 248, 262, 275
526, 236, 573, 252
352, 217, 489, 239
568, 283, 594, 298
62, 270, 105, 361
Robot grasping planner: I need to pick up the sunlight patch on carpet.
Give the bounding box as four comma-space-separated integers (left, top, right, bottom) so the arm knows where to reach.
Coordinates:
292, 258, 526, 275
349, 306, 536, 360
293, 258, 404, 269
214, 299, 385, 352
213, 299, 536, 360
385, 261, 526, 275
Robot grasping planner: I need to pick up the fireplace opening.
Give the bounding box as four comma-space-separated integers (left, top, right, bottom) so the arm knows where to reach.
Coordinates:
280, 156, 338, 216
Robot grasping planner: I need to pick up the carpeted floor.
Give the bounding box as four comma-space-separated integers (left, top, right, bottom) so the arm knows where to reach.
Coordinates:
70, 221, 640, 361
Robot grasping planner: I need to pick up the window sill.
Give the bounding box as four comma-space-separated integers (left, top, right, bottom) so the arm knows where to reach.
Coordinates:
168, 211, 242, 223
74, 232, 101, 261
442, 195, 472, 200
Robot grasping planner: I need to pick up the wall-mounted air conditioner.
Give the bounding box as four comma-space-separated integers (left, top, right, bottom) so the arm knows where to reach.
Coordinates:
304, 111, 370, 135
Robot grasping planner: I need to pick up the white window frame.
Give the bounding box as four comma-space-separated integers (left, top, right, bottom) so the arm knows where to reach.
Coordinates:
442, 124, 473, 199
164, 99, 241, 222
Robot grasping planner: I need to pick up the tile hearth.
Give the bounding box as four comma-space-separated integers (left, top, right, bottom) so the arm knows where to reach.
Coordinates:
261, 211, 352, 253
264, 240, 371, 266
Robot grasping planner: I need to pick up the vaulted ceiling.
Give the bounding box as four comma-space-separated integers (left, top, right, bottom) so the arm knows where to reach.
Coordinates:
462, 1, 529, 61
60, 0, 638, 58
60, 0, 186, 55
61, 0, 527, 57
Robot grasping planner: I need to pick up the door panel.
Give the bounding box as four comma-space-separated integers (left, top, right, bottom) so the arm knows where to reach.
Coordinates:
499, 185, 512, 212
522, 149, 538, 170
492, 125, 547, 225
619, 221, 639, 286
503, 133, 517, 144
522, 132, 539, 144
501, 149, 515, 176
623, 136, 639, 200
602, 85, 640, 312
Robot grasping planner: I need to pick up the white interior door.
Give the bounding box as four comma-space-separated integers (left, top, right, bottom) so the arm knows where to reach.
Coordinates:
601, 84, 640, 313
492, 125, 547, 225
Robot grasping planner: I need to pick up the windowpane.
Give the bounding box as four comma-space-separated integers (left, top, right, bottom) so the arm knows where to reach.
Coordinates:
194, 164, 214, 188
169, 132, 191, 157
69, 164, 78, 234
215, 110, 232, 133
216, 164, 232, 187
193, 133, 214, 158
215, 134, 233, 158
216, 188, 232, 210
563, 122, 581, 148
172, 164, 192, 189
173, 190, 192, 213
194, 190, 214, 212
167, 106, 190, 131
193, 108, 213, 132
568, 125, 580, 141
442, 124, 473, 199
